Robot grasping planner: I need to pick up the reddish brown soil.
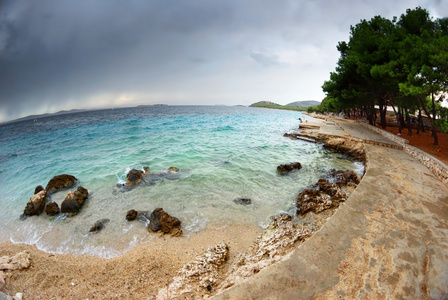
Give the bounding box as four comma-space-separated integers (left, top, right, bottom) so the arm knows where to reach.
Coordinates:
378, 126, 448, 165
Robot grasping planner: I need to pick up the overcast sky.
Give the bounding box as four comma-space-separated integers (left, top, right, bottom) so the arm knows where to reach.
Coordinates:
0, 0, 447, 122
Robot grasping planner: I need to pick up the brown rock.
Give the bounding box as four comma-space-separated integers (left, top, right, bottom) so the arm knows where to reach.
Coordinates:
45, 174, 78, 194
45, 202, 60, 216
126, 209, 138, 221
168, 167, 179, 172
143, 166, 150, 175
328, 169, 361, 186
23, 190, 47, 216
148, 208, 182, 236
277, 162, 302, 174
323, 138, 365, 161
60, 186, 88, 216
126, 169, 144, 186
34, 185, 44, 195
88, 219, 110, 233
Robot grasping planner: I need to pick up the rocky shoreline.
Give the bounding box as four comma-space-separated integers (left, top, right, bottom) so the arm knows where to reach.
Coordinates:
1, 119, 366, 299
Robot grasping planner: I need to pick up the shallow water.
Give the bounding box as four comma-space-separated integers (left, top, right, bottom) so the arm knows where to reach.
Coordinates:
0, 106, 363, 257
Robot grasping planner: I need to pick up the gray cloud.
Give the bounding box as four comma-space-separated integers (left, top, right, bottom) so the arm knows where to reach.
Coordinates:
0, 0, 447, 122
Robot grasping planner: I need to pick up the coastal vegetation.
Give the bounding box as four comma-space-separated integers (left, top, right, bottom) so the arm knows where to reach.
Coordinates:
309, 7, 448, 145
250, 101, 313, 111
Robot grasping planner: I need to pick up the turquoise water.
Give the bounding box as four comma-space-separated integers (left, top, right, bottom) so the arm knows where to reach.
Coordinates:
0, 106, 363, 257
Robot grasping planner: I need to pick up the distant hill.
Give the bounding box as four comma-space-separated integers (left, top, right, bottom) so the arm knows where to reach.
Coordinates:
1, 109, 88, 125
286, 101, 320, 107
249, 101, 306, 112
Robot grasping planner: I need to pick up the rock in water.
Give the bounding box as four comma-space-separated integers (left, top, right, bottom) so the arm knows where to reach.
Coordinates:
126, 209, 138, 221
233, 198, 252, 205
168, 166, 179, 172
45, 174, 78, 194
45, 202, 60, 216
126, 169, 144, 186
277, 162, 302, 174
60, 186, 88, 216
148, 208, 182, 236
88, 219, 110, 233
34, 185, 44, 195
23, 190, 47, 216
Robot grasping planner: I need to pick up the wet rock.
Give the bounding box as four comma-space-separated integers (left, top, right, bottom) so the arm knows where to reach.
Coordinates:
88, 219, 110, 233
296, 181, 347, 216
60, 186, 88, 216
34, 185, 44, 195
45, 174, 78, 194
328, 169, 361, 187
137, 211, 150, 224
277, 162, 302, 174
233, 198, 252, 205
45, 202, 60, 216
126, 209, 138, 221
168, 167, 179, 172
157, 243, 229, 299
23, 190, 47, 216
148, 208, 182, 236
143, 166, 150, 175
126, 169, 144, 186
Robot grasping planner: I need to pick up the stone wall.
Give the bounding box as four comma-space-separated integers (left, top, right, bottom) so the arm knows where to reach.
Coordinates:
359, 122, 448, 186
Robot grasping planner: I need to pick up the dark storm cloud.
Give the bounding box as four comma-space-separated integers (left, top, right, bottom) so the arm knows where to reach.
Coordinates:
0, 0, 447, 122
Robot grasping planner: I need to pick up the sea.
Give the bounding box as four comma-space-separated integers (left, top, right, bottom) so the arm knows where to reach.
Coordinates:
0, 106, 363, 258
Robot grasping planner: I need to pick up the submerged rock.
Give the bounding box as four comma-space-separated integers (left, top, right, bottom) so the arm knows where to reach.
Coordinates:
45, 202, 60, 216
60, 186, 88, 216
233, 198, 252, 205
126, 169, 144, 186
45, 174, 78, 194
126, 209, 138, 221
277, 162, 302, 174
137, 211, 150, 224
148, 208, 182, 236
88, 219, 110, 233
157, 243, 229, 299
22, 190, 47, 217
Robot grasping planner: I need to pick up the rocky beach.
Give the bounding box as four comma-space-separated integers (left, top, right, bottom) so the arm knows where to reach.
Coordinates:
1, 114, 370, 299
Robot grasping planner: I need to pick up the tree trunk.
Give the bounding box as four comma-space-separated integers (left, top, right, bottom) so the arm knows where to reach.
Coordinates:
431, 91, 439, 146
406, 110, 412, 136
419, 96, 438, 145
416, 109, 421, 135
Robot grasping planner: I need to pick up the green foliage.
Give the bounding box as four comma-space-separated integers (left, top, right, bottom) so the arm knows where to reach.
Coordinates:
249, 101, 307, 111
434, 119, 448, 134
322, 6, 448, 134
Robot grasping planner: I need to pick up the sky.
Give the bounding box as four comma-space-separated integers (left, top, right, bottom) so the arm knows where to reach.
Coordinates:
1, 0, 447, 123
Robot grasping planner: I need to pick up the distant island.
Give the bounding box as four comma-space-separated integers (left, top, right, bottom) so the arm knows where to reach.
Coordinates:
1, 109, 88, 125
249, 100, 320, 111
137, 104, 168, 107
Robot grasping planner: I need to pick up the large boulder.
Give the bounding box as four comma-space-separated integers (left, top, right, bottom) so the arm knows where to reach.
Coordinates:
126, 169, 144, 186
45, 174, 78, 194
88, 219, 110, 233
23, 190, 47, 216
277, 162, 302, 174
148, 208, 182, 236
60, 186, 88, 216
45, 202, 60, 216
